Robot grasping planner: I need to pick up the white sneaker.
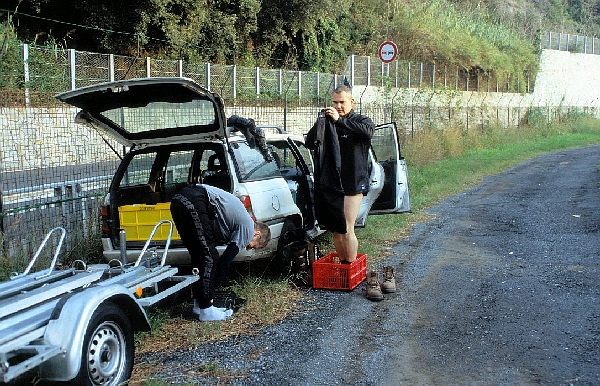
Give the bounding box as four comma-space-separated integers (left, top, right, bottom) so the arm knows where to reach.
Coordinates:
193, 299, 226, 315
196, 305, 234, 321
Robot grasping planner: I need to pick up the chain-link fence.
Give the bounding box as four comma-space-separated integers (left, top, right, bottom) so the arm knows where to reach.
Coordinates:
542, 31, 600, 54
2, 39, 534, 104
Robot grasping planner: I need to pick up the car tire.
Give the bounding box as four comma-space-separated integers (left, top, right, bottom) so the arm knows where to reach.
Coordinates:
69, 302, 135, 386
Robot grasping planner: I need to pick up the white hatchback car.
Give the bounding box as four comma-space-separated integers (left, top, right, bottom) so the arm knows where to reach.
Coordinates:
56, 77, 411, 266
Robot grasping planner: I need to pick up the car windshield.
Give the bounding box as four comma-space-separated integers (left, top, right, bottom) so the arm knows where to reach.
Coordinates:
101, 99, 217, 134
229, 141, 280, 182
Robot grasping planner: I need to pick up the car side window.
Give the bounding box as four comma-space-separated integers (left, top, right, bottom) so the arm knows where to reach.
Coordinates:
166, 150, 194, 183
230, 141, 280, 182
292, 140, 313, 173
268, 139, 313, 178
121, 152, 155, 187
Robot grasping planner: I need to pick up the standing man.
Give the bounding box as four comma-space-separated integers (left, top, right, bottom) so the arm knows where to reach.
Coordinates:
170, 184, 270, 321
306, 85, 375, 264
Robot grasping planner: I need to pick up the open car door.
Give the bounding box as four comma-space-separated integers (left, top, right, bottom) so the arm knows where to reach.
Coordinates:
355, 122, 411, 227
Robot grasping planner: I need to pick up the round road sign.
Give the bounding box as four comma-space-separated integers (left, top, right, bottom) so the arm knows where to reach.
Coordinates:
378, 41, 398, 63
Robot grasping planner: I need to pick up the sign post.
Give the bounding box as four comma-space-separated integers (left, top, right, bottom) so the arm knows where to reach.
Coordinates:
378, 41, 398, 114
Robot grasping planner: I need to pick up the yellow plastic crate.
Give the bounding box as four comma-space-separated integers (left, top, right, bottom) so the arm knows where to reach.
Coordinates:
118, 203, 181, 241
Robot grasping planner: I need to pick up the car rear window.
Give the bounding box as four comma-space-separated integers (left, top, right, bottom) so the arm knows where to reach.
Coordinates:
102, 99, 217, 134
229, 141, 280, 182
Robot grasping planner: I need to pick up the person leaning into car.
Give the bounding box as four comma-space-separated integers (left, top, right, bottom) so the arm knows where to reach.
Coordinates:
306, 84, 375, 263
170, 184, 270, 321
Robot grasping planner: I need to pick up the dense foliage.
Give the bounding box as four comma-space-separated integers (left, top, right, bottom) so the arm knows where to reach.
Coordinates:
1, 0, 598, 78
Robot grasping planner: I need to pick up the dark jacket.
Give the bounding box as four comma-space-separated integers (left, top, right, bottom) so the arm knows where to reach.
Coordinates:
306, 110, 375, 234
306, 114, 345, 233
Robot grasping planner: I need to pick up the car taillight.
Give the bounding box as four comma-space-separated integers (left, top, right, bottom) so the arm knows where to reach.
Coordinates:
100, 205, 111, 236
238, 195, 256, 221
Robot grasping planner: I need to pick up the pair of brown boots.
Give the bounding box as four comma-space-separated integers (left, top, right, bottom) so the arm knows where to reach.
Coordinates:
366, 266, 396, 301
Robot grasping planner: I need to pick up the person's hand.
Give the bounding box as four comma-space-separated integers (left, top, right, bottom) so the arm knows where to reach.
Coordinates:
324, 107, 340, 122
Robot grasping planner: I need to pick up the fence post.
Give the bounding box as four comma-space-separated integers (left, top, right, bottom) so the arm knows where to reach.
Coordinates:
109, 54, 115, 81
298, 70, 302, 98
145, 57, 151, 78
206, 63, 211, 90
232, 65, 237, 99
419, 62, 423, 88
255, 66, 260, 96
407, 62, 411, 88
278, 69, 283, 95
21, 43, 30, 106
432, 64, 435, 89
177, 59, 183, 77
317, 72, 321, 98
349, 55, 355, 87
444, 65, 447, 89
365, 56, 370, 87
67, 49, 76, 90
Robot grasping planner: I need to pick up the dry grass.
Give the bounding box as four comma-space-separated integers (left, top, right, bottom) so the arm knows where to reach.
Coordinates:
129, 276, 303, 383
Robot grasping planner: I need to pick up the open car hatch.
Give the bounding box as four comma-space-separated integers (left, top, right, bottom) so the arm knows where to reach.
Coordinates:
55, 77, 226, 148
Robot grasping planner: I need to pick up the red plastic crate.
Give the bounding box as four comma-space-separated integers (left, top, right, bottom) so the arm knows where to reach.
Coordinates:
312, 252, 367, 291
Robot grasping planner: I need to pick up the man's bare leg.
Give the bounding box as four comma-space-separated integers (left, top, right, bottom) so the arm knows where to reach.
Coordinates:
333, 194, 363, 262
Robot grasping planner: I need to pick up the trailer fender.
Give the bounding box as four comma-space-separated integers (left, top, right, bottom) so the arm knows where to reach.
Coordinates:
39, 284, 150, 381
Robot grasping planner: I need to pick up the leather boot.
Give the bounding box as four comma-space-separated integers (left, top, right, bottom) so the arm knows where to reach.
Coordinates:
366, 270, 384, 301
380, 266, 397, 293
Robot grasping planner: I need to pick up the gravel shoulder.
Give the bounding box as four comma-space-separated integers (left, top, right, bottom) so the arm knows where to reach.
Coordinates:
138, 145, 600, 385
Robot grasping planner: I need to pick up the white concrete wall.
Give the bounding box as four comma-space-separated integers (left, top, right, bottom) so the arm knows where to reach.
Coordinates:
531, 49, 600, 106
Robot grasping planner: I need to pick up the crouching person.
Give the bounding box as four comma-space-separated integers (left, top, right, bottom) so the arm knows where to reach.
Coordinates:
170, 184, 270, 321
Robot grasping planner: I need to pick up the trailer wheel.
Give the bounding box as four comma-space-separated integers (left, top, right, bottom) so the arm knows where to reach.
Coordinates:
71, 302, 134, 386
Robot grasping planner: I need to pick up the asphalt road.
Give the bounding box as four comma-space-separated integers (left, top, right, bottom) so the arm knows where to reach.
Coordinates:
140, 144, 600, 385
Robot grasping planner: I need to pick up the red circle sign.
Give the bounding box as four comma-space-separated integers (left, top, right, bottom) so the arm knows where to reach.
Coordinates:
378, 41, 398, 63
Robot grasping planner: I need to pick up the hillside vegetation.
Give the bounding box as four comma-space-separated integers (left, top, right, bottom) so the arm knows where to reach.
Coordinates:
2, 0, 599, 80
